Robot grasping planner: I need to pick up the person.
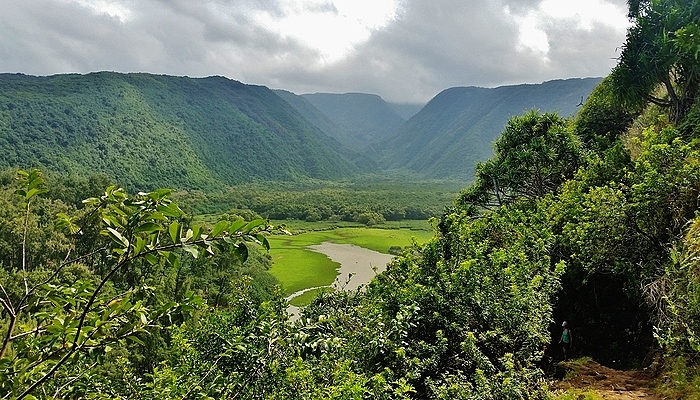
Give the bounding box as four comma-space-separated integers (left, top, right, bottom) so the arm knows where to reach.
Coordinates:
559, 321, 572, 360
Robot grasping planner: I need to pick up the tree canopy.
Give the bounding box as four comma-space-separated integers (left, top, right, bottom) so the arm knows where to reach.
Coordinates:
611, 0, 700, 123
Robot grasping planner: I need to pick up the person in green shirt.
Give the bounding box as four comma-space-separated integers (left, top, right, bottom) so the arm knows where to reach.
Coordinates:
559, 321, 572, 360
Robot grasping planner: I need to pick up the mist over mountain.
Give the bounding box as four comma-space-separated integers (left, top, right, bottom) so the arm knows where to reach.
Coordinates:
300, 92, 407, 150
376, 77, 603, 180
387, 102, 424, 120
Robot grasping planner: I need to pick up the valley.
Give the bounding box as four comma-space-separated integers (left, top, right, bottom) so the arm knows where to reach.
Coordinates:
267, 224, 434, 306
4, 18, 700, 395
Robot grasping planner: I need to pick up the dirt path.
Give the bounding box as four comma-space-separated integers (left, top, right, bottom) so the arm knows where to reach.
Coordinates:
553, 359, 661, 399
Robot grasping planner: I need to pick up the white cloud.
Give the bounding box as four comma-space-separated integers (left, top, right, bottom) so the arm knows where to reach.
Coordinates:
251, 0, 400, 63
59, 0, 133, 22
0, 0, 629, 103
507, 0, 629, 61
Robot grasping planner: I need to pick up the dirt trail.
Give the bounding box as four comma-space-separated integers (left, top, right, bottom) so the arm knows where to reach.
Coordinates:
553, 359, 661, 399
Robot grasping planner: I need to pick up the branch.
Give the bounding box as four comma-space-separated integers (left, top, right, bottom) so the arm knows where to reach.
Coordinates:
10, 327, 47, 341
19, 246, 109, 313
0, 296, 17, 359
16, 233, 253, 399
660, 72, 680, 109
644, 94, 672, 107
17, 254, 133, 399
21, 201, 30, 297
181, 356, 224, 400
53, 361, 99, 399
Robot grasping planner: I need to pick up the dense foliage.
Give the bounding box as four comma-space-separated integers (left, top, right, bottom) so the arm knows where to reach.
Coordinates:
174, 179, 460, 224
0, 73, 363, 191
611, 0, 700, 123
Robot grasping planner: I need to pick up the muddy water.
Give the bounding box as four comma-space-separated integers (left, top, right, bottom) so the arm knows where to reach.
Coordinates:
286, 242, 394, 319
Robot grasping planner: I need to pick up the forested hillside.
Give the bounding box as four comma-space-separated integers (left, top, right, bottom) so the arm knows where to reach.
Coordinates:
0, 72, 604, 191
378, 77, 602, 180
0, 73, 364, 191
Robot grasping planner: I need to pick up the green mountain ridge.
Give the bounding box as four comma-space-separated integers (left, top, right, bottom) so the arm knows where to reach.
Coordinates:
0, 72, 362, 190
377, 77, 603, 180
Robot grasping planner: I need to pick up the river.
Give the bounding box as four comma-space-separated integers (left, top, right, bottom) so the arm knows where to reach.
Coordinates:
286, 242, 394, 319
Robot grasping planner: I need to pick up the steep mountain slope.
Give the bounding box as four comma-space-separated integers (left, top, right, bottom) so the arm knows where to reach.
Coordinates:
300, 92, 406, 149
273, 89, 345, 145
0, 73, 362, 190
378, 77, 602, 181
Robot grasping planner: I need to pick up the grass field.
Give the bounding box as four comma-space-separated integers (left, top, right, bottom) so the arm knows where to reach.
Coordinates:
268, 224, 435, 299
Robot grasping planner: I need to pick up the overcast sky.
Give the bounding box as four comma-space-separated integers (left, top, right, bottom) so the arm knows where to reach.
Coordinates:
0, 0, 630, 103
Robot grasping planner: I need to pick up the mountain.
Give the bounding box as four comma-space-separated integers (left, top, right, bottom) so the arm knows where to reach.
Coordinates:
272, 89, 345, 145
377, 77, 603, 180
0, 73, 364, 190
298, 92, 407, 150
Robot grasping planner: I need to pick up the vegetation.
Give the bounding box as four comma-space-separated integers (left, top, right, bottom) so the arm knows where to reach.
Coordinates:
379, 78, 601, 180
175, 178, 460, 223
2, 1, 700, 397
0, 170, 277, 398
0, 73, 363, 191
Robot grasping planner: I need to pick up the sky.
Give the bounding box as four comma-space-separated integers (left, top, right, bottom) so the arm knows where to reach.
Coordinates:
0, 0, 630, 103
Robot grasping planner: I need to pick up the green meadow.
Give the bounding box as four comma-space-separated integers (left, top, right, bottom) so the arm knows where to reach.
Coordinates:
268, 224, 435, 301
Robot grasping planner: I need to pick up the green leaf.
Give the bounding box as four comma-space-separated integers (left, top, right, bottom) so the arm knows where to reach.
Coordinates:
242, 219, 266, 233
102, 213, 125, 229
134, 237, 146, 256
229, 220, 246, 233
256, 234, 270, 251
191, 225, 202, 241
169, 221, 181, 244
166, 252, 180, 269
234, 243, 249, 263
56, 212, 80, 234
103, 227, 129, 248
134, 222, 162, 234
127, 335, 146, 346
147, 188, 172, 201
210, 220, 230, 238
157, 203, 184, 218
25, 187, 49, 201
144, 253, 159, 265
83, 197, 102, 206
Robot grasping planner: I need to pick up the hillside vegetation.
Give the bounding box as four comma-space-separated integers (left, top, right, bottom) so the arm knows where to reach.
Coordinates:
0, 72, 363, 191
0, 73, 601, 192
378, 77, 602, 180
2, 1, 700, 398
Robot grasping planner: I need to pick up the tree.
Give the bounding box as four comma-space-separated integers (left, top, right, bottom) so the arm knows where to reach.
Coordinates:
0, 170, 272, 399
457, 111, 584, 211
611, 0, 700, 124
574, 77, 637, 154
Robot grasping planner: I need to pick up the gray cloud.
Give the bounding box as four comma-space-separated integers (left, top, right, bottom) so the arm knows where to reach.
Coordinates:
0, 0, 629, 103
